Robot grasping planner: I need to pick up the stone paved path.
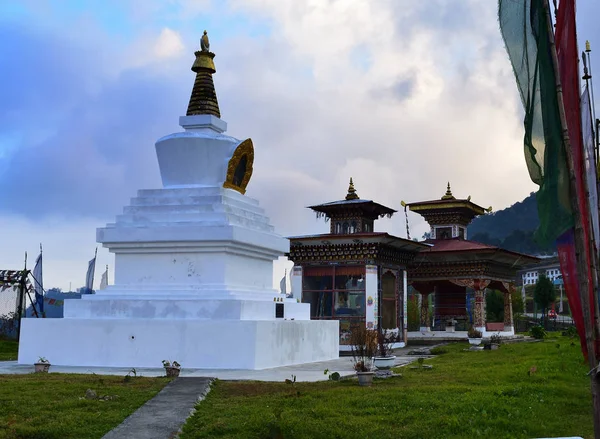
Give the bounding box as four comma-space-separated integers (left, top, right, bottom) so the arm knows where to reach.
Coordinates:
102, 377, 212, 439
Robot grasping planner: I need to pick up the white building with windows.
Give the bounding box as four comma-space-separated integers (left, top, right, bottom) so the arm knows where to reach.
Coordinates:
518, 255, 561, 286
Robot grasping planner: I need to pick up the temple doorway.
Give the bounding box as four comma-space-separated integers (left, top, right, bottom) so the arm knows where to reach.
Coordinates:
381, 270, 397, 330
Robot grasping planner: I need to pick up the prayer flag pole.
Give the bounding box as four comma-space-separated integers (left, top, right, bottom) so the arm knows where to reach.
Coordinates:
543, 0, 600, 435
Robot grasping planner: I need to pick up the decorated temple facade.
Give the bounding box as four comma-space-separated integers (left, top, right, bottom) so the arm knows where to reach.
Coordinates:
405, 184, 539, 336
287, 180, 428, 346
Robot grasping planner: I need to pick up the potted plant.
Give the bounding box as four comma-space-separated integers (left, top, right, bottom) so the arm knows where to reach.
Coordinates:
489, 333, 501, 350
467, 326, 483, 346
162, 360, 181, 377
34, 357, 51, 373
349, 324, 377, 386
373, 330, 396, 370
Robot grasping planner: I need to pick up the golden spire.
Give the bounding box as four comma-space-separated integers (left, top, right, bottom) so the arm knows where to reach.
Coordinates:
345, 178, 359, 200
441, 182, 455, 200
186, 31, 221, 118
586, 40, 591, 52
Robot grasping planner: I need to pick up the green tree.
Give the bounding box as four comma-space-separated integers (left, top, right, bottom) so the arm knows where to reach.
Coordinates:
485, 290, 504, 322
511, 289, 524, 317
534, 275, 556, 323
407, 295, 419, 331
511, 289, 525, 328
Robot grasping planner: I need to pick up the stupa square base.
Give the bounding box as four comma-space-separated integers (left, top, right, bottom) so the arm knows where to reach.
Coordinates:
18, 319, 339, 370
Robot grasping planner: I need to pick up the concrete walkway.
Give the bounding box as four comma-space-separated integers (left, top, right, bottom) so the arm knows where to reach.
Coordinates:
102, 377, 212, 439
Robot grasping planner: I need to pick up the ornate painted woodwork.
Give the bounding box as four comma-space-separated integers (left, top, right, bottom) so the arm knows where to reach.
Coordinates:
289, 242, 415, 266
474, 289, 485, 328
223, 138, 254, 194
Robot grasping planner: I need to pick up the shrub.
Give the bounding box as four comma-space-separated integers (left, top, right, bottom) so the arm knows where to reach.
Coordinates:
564, 326, 578, 338
430, 346, 448, 355
529, 325, 547, 339
349, 324, 377, 372
468, 326, 482, 339
490, 333, 502, 345
376, 330, 395, 358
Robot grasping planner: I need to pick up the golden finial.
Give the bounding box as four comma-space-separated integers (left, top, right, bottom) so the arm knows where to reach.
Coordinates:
345, 178, 359, 200
201, 30, 210, 52
486, 206, 493, 213
441, 182, 455, 200
400, 200, 407, 207
467, 195, 471, 202
186, 31, 220, 118
586, 40, 591, 52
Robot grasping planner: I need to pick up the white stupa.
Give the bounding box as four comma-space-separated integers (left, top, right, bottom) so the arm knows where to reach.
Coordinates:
19, 34, 339, 369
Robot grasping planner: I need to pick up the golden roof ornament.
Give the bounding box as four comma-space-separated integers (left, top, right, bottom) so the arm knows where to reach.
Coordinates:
345, 178, 360, 200
186, 30, 220, 118
201, 30, 210, 52
441, 182, 455, 200
586, 40, 591, 52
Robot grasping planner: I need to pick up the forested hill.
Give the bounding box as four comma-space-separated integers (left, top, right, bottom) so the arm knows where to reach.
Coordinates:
467, 192, 555, 255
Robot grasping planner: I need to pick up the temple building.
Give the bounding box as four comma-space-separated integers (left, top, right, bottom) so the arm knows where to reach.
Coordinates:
405, 184, 539, 336
287, 179, 429, 346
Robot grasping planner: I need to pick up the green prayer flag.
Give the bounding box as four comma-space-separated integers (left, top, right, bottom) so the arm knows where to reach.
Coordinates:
498, 0, 573, 245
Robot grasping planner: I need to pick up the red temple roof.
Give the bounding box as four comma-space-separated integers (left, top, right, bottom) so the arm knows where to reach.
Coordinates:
418, 238, 539, 266
288, 232, 430, 252
422, 239, 496, 251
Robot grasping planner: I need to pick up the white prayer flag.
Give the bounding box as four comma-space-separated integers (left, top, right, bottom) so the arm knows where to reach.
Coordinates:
280, 269, 287, 295
85, 249, 97, 294
33, 246, 44, 313
99, 266, 108, 290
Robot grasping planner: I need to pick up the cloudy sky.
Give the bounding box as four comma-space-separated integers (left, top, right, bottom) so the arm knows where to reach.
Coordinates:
0, 0, 598, 291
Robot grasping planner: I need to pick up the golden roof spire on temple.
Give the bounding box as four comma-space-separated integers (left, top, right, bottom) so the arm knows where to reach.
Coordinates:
441, 182, 455, 200
345, 178, 360, 200
186, 31, 221, 118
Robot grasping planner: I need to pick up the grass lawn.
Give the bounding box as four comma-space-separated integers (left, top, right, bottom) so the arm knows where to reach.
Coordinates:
0, 373, 171, 439
0, 339, 18, 361
181, 335, 593, 439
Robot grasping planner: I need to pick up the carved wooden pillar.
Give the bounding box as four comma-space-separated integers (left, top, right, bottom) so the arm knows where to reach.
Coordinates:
474, 289, 485, 332
420, 293, 430, 332
503, 291, 514, 334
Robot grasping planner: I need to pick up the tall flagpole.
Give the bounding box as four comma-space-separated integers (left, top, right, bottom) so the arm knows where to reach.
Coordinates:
17, 252, 28, 342
586, 42, 597, 138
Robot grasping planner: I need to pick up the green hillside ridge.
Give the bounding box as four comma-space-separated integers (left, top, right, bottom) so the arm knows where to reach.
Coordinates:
467, 192, 555, 255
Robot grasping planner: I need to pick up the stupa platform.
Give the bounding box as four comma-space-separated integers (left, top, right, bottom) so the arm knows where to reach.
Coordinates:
19, 318, 338, 370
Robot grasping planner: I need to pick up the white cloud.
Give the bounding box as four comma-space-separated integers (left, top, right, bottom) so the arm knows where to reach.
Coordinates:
153, 28, 185, 59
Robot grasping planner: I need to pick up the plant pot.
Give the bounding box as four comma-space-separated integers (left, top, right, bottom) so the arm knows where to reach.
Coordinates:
165, 366, 181, 378
356, 371, 375, 386
34, 363, 50, 373
373, 356, 396, 370
468, 338, 482, 346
